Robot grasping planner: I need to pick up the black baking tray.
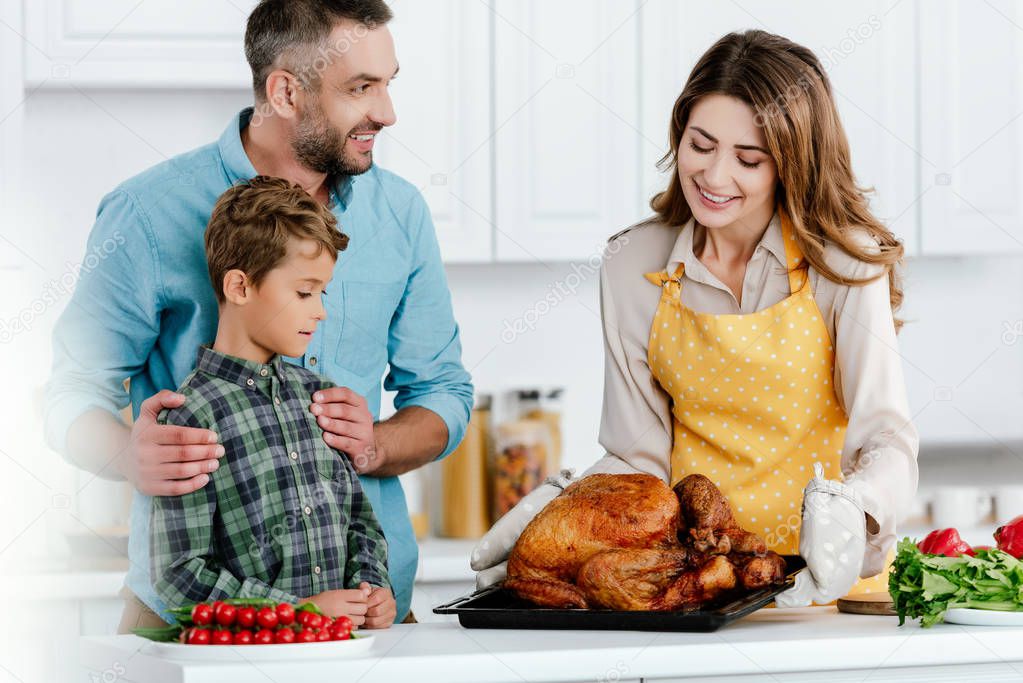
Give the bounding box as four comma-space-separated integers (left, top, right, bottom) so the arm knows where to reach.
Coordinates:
434, 555, 805, 632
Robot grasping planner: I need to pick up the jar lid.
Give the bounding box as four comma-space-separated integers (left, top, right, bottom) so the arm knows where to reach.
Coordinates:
496, 418, 550, 443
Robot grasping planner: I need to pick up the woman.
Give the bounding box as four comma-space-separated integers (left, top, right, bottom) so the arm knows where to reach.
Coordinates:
473, 30, 918, 604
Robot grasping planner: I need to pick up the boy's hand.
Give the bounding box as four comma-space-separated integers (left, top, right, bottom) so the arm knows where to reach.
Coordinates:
310, 388, 380, 473
125, 390, 225, 496
364, 584, 397, 629
305, 585, 372, 626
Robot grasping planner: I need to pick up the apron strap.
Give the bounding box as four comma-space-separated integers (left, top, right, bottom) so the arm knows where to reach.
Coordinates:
644, 263, 686, 299
778, 207, 810, 295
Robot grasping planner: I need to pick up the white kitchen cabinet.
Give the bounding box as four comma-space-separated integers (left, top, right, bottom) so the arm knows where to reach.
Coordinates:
639, 0, 920, 255
492, 0, 642, 262
23, 0, 257, 88
375, 0, 493, 263
919, 0, 1023, 255
22, 0, 932, 263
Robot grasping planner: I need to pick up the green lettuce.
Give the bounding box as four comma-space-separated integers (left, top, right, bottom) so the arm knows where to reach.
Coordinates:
889, 537, 1023, 627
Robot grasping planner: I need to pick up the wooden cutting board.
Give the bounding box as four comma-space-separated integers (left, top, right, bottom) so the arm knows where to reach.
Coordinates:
836, 592, 896, 616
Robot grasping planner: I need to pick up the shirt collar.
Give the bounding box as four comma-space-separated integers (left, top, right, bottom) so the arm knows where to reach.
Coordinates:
218, 107, 358, 209
195, 344, 288, 389
218, 108, 259, 185
664, 210, 787, 278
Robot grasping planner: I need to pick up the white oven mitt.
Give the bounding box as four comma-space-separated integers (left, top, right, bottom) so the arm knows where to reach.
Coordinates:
774, 462, 867, 608
471, 469, 575, 589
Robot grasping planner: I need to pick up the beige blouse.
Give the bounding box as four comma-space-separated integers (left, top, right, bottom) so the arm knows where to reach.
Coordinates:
581, 212, 919, 575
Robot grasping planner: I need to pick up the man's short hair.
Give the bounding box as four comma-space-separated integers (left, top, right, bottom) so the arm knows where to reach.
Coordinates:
245, 0, 393, 100
205, 176, 349, 303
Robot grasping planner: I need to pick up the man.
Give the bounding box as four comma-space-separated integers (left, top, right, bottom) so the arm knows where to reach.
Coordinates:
44, 0, 473, 629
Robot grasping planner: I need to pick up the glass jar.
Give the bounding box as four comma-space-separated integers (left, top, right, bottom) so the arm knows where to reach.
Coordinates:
491, 419, 551, 522
439, 394, 492, 538
517, 387, 564, 472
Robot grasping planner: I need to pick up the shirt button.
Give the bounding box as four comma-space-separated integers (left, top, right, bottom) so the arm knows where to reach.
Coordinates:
309, 356, 318, 366
260, 368, 268, 376
246, 379, 254, 387
303, 505, 312, 515
289, 451, 298, 461
274, 396, 281, 405
313, 566, 321, 575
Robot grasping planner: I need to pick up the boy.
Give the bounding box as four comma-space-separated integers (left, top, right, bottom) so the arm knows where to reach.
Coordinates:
150, 176, 395, 628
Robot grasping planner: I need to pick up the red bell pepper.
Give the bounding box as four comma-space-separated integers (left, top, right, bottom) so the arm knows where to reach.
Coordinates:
917, 528, 972, 557
994, 515, 1023, 558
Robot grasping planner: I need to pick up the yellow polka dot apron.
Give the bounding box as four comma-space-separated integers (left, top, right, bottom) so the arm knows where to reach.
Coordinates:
645, 209, 887, 594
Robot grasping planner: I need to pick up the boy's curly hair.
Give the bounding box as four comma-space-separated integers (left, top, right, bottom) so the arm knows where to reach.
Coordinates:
205, 175, 349, 303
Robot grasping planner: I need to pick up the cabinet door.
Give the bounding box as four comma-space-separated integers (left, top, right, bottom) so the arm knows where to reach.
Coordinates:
919, 0, 1023, 255
375, 0, 493, 263
640, 0, 919, 255
493, 0, 642, 262
24, 0, 256, 88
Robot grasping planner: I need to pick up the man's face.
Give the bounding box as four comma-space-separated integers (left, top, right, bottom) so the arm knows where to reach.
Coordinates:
291, 22, 399, 177
243, 238, 336, 360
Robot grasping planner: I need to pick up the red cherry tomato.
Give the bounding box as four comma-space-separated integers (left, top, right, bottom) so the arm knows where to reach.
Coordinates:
316, 629, 331, 641
275, 603, 296, 625
305, 613, 324, 630
274, 628, 295, 644
212, 629, 234, 645
297, 628, 317, 643
256, 607, 279, 629
233, 629, 253, 645
190, 603, 214, 626
186, 628, 211, 645
331, 626, 351, 641
236, 606, 256, 629
296, 611, 312, 627
254, 628, 274, 645
333, 616, 354, 631
214, 602, 237, 627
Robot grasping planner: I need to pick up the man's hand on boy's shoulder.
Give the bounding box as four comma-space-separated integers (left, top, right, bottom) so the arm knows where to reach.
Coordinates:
363, 584, 397, 629
124, 390, 225, 496
309, 387, 379, 473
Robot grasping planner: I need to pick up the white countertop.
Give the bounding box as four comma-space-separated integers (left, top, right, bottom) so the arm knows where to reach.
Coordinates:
80, 607, 1023, 683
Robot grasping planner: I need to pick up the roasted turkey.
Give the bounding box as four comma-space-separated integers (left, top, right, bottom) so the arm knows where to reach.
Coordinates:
503, 473, 787, 610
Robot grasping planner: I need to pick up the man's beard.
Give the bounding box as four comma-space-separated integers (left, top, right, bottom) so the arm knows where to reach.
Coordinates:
292, 104, 373, 178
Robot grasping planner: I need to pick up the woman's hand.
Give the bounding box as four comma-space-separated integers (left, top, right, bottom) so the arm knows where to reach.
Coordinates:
471, 471, 575, 588
774, 463, 867, 607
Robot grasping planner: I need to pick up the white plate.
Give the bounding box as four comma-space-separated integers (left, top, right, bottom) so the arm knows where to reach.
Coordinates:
944, 608, 1023, 626
141, 634, 375, 661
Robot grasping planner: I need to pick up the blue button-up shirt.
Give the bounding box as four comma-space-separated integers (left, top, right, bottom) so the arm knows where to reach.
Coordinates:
45, 108, 474, 622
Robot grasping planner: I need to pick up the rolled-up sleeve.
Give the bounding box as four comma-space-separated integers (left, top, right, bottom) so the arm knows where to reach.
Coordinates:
43, 190, 163, 456
384, 192, 473, 458
828, 245, 919, 577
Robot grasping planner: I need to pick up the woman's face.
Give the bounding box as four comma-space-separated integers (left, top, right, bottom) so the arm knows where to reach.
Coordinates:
677, 94, 778, 233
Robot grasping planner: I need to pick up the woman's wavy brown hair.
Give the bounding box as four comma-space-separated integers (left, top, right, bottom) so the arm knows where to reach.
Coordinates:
651, 29, 904, 329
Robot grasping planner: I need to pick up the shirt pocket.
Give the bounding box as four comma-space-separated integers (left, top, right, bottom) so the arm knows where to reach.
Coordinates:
330, 279, 406, 376
314, 447, 355, 510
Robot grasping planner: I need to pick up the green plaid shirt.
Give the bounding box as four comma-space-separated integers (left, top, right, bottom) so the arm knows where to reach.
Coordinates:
150, 345, 390, 607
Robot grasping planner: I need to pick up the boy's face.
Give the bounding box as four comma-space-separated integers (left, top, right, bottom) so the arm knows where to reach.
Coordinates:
241, 238, 336, 360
